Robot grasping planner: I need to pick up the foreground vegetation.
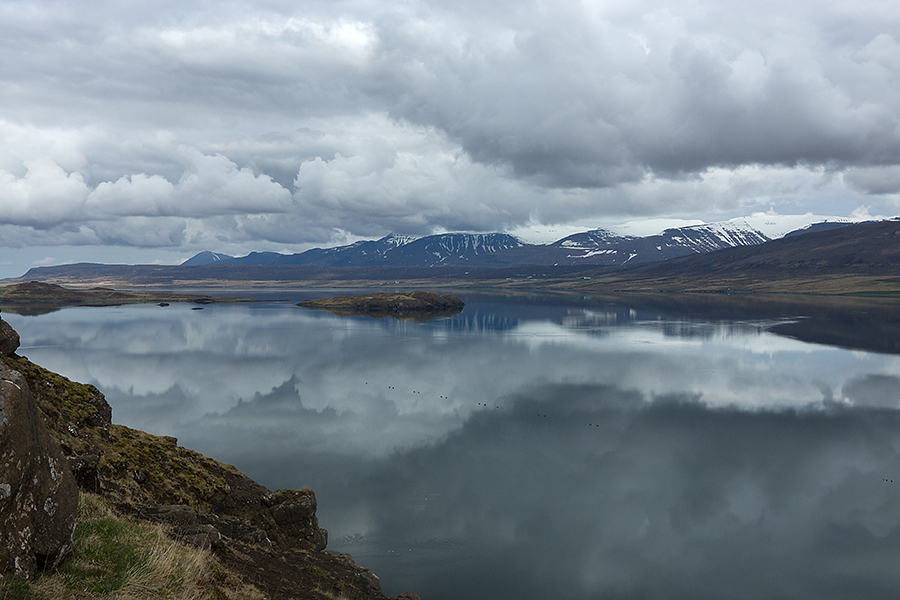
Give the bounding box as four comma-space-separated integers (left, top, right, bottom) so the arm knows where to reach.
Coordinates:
0, 494, 262, 600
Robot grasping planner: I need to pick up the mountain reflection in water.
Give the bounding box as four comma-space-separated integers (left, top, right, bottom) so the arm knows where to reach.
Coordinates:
7, 292, 900, 600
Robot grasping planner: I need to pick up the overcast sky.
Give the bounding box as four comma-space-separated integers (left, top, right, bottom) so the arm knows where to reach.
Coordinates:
1, 0, 899, 274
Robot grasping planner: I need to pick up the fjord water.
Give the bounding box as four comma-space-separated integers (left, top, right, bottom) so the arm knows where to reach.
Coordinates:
7, 292, 900, 600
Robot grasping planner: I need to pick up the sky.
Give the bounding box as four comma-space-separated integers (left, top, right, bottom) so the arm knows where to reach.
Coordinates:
1, 0, 899, 277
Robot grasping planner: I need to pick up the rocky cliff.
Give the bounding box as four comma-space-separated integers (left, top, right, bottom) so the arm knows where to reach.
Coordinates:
0, 320, 78, 581
0, 317, 418, 600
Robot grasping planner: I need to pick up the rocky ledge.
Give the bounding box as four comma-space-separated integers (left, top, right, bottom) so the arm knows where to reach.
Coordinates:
298, 290, 464, 320
0, 317, 417, 599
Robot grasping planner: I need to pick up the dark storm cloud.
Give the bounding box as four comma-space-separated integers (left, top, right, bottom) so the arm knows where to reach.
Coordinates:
1, 0, 899, 256
379, 1, 900, 183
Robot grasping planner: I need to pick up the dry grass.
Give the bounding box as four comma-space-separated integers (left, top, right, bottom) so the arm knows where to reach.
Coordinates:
2, 494, 263, 600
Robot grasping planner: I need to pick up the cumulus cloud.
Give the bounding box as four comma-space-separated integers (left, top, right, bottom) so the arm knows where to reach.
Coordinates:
87, 150, 293, 218
0, 0, 899, 260
289, 117, 550, 235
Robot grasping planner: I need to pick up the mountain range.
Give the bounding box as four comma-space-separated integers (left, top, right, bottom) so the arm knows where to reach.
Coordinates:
183, 215, 860, 269
6, 217, 900, 296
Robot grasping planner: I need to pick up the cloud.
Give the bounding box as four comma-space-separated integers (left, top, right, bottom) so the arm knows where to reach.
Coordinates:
1, 0, 900, 257
87, 150, 293, 218
843, 374, 900, 409
380, 2, 900, 184
844, 166, 900, 195
289, 117, 549, 236
0, 157, 90, 227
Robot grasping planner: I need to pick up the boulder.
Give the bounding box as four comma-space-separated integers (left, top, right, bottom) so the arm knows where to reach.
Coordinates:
0, 363, 78, 580
0, 319, 19, 357
262, 488, 328, 551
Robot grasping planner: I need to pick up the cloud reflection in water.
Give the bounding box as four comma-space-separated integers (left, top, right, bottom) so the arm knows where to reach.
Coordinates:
7, 295, 900, 599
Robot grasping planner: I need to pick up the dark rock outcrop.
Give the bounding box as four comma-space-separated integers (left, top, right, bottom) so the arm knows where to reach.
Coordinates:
141, 505, 223, 550
0, 363, 78, 580
262, 488, 328, 551
0, 319, 19, 357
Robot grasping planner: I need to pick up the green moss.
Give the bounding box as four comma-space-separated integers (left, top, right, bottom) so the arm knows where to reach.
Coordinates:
3, 355, 264, 520
2, 357, 107, 456
97, 425, 239, 509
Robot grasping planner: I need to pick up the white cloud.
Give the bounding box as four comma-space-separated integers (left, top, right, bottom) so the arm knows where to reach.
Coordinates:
0, 158, 90, 227
87, 150, 293, 218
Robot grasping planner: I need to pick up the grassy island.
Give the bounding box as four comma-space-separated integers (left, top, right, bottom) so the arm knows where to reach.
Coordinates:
298, 290, 465, 320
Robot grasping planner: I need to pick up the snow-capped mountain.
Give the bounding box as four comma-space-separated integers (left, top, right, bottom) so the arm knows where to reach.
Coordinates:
718, 214, 859, 240
180, 251, 236, 266
182, 232, 524, 268
538, 220, 771, 266
389, 233, 525, 266
545, 215, 861, 266
181, 216, 867, 269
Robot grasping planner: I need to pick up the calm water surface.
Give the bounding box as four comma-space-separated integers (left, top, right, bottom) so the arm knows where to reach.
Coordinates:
7, 292, 900, 600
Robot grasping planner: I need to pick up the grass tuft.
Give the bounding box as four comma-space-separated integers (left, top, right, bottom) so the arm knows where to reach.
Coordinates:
0, 493, 263, 600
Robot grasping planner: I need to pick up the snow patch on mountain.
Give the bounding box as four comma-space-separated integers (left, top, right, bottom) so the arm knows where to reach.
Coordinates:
719, 214, 863, 240
379, 233, 419, 247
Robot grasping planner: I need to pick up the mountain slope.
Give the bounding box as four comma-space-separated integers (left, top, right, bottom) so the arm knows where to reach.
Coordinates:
567, 219, 900, 293
181, 251, 235, 266
540, 222, 771, 265
387, 233, 524, 266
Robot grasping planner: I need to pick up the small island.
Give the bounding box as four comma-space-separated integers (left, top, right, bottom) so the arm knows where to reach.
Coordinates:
298, 291, 465, 320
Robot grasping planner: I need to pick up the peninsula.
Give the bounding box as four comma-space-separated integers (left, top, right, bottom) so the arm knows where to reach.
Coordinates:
0, 281, 249, 314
